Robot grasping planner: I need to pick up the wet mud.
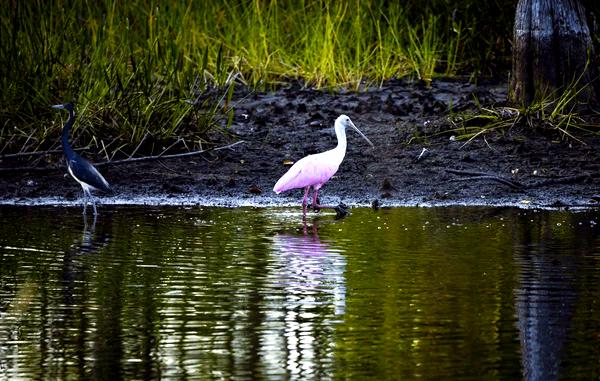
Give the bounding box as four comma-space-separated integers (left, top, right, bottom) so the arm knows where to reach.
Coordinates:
2, 78, 599, 209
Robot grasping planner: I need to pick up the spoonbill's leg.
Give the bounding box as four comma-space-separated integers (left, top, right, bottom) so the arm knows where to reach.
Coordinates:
313, 189, 337, 211
312, 189, 321, 212
311, 188, 349, 218
302, 187, 310, 215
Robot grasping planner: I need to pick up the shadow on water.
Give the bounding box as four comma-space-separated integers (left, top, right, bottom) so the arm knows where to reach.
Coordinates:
512, 212, 598, 381
0, 206, 598, 380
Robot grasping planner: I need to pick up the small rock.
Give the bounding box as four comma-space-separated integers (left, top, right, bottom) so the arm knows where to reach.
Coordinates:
65, 190, 77, 200
461, 153, 476, 162
297, 103, 307, 113
162, 183, 185, 194
381, 178, 395, 191
334, 203, 349, 219
432, 192, 449, 200
371, 199, 380, 210
248, 185, 262, 194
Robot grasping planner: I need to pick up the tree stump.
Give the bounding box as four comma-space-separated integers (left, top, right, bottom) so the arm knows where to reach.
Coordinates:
510, 0, 598, 107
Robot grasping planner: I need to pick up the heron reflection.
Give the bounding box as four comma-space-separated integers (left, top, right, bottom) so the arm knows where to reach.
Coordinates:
63, 214, 111, 305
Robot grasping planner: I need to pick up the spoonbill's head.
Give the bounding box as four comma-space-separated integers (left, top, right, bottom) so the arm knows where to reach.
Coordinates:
52, 103, 75, 112
336, 114, 374, 147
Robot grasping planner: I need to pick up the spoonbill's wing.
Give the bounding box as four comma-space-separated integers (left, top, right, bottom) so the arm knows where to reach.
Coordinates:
273, 152, 339, 194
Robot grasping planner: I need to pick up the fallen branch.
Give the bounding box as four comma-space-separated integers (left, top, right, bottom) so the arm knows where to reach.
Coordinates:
0, 140, 245, 173
449, 175, 524, 189
447, 168, 599, 190
0, 165, 62, 174
446, 169, 524, 189
0, 147, 90, 159
530, 174, 597, 188
95, 140, 245, 167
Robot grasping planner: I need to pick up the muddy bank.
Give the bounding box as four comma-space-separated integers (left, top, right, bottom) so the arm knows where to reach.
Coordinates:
1, 78, 599, 209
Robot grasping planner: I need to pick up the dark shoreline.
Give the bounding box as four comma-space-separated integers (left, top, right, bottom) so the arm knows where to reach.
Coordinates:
2, 79, 599, 209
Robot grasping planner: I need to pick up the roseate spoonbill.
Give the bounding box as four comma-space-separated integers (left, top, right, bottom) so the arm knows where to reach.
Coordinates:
53, 103, 111, 215
273, 114, 373, 215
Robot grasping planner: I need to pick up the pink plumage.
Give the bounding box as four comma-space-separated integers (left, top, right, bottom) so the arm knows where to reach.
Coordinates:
273, 151, 340, 194
273, 115, 373, 215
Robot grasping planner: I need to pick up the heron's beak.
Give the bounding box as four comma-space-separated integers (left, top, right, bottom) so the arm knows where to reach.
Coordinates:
51, 104, 65, 109
350, 121, 374, 147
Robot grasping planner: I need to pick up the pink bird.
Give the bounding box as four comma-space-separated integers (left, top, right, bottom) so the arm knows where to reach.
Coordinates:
273, 114, 374, 216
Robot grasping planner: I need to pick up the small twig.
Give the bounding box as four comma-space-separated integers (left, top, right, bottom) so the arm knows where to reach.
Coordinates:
128, 133, 148, 159
157, 160, 180, 174
459, 128, 487, 149
159, 138, 184, 157
483, 136, 495, 151
99, 135, 122, 161
20, 130, 35, 154
99, 139, 109, 161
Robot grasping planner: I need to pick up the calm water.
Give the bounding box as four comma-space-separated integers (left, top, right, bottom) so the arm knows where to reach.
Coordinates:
0, 205, 598, 380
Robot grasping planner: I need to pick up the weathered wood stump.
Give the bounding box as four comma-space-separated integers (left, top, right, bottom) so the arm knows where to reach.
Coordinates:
510, 0, 598, 107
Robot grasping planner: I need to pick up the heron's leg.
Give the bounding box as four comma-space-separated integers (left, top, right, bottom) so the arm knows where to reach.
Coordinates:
82, 189, 88, 215
85, 188, 97, 216
302, 187, 310, 215
92, 196, 97, 216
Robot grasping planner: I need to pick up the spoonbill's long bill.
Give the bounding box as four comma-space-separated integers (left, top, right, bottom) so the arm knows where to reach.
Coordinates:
273, 114, 373, 216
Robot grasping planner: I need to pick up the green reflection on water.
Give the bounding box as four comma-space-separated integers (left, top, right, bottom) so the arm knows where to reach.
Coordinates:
0, 206, 598, 380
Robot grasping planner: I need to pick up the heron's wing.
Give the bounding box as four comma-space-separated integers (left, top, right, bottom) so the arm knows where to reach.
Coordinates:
68, 156, 111, 192
273, 152, 339, 193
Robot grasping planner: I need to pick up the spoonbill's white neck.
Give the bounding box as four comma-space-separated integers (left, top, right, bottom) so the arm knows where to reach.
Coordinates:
334, 119, 348, 154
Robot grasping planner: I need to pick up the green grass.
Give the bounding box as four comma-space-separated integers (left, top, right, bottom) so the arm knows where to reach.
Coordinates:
0, 0, 516, 158
447, 83, 600, 147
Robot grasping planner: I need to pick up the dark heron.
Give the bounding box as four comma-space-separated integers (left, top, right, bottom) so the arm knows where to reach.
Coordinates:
52, 103, 111, 215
